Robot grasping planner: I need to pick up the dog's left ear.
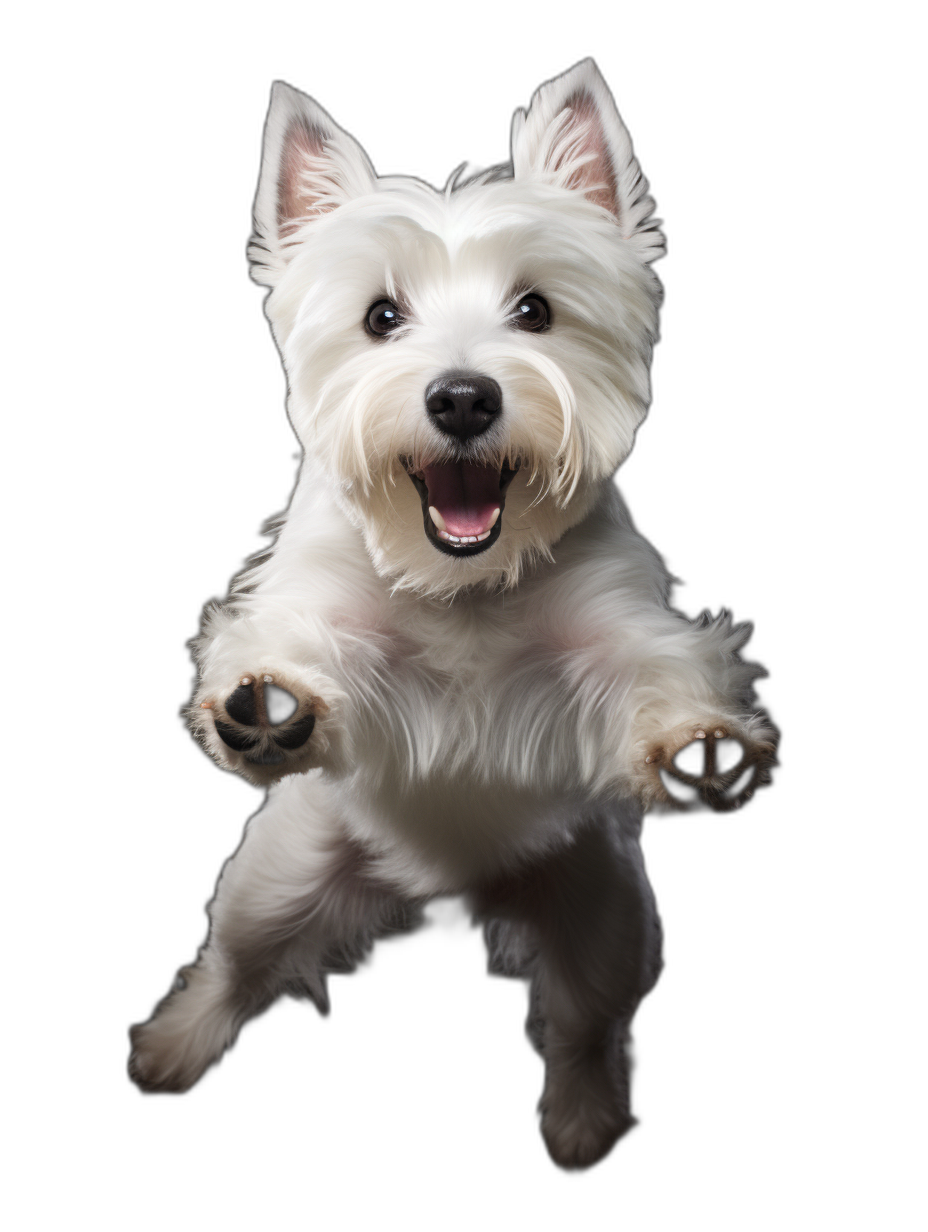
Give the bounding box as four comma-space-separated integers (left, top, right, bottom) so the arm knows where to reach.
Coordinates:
511, 59, 665, 262
248, 81, 376, 286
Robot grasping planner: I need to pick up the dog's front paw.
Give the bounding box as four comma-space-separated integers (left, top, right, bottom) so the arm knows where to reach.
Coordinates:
193, 670, 329, 785
643, 721, 778, 812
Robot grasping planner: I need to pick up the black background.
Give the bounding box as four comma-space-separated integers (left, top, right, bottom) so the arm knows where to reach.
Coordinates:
90, 24, 838, 1217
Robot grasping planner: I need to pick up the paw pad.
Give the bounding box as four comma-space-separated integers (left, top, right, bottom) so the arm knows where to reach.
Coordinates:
648, 726, 776, 812
212, 675, 316, 766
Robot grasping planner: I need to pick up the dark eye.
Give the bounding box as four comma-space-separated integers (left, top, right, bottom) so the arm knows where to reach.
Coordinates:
511, 293, 550, 332
366, 299, 405, 338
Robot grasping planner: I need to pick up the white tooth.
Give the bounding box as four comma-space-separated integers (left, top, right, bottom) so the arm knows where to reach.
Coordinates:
476, 530, 490, 541
428, 506, 447, 532
488, 507, 500, 528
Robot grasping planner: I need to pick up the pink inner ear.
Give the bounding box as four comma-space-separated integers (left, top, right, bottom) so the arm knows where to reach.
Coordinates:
557, 93, 619, 219
277, 119, 328, 237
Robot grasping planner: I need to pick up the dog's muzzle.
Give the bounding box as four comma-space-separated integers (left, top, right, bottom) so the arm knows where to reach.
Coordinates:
405, 371, 516, 557
406, 460, 518, 557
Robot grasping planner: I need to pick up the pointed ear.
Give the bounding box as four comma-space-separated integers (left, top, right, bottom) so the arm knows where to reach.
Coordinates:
248, 81, 376, 286
510, 59, 665, 262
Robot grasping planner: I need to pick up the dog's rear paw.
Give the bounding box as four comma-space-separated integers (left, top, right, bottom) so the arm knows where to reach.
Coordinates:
194, 671, 328, 784
129, 965, 238, 1093
540, 1055, 633, 1169
541, 1104, 634, 1171
128, 1019, 197, 1094
645, 722, 778, 812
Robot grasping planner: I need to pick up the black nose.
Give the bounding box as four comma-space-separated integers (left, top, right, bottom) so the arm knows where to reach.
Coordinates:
425, 371, 502, 442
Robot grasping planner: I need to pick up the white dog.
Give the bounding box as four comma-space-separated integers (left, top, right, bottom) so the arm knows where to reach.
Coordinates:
129, 59, 777, 1169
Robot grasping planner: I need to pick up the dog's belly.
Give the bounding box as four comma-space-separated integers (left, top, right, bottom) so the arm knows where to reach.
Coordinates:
328, 769, 608, 895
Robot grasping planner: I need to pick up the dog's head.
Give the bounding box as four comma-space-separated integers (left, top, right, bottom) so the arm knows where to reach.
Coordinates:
250, 59, 664, 596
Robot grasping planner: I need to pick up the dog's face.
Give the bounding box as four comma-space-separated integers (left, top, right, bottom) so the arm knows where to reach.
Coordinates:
250, 60, 664, 596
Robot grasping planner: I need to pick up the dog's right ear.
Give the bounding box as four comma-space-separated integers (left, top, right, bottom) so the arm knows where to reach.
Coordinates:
248, 82, 376, 287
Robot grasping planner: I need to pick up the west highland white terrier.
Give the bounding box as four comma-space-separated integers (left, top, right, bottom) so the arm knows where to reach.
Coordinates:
129, 59, 778, 1169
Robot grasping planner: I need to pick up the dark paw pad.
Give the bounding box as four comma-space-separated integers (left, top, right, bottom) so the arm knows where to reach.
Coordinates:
211, 674, 316, 765
212, 716, 257, 752
649, 726, 777, 812
271, 712, 317, 749
714, 763, 754, 793
225, 682, 259, 726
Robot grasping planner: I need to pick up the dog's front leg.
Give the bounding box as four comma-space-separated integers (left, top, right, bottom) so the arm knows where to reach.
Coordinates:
619, 611, 779, 811
188, 604, 347, 786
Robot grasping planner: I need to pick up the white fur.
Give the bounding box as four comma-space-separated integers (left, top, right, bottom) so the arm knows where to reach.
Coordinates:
131, 60, 775, 1164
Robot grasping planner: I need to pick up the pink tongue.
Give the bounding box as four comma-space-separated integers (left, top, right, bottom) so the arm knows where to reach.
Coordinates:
422, 462, 501, 537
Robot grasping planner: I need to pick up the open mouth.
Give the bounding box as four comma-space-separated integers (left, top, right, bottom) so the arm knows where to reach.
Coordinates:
406, 460, 519, 557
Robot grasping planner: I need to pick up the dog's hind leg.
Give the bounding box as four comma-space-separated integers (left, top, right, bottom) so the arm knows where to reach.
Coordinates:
475, 805, 663, 1169
129, 776, 421, 1093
